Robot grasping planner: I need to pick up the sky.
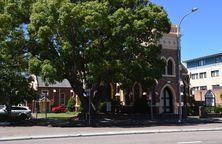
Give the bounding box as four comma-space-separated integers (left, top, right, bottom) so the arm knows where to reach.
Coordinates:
151, 0, 222, 61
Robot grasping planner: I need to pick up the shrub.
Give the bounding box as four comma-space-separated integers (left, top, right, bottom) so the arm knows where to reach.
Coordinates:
214, 107, 222, 113
187, 106, 197, 116
204, 107, 214, 114
98, 102, 107, 113
67, 96, 76, 112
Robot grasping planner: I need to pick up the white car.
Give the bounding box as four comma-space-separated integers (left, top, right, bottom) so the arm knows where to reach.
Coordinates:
0, 105, 32, 120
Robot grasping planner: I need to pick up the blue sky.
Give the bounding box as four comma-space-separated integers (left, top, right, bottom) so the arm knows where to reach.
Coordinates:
152, 0, 222, 61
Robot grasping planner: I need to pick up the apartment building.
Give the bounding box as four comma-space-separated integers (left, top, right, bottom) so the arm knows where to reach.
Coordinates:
184, 53, 222, 93
184, 53, 222, 106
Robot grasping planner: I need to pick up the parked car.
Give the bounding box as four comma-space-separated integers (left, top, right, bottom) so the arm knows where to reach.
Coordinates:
0, 105, 5, 109
51, 106, 67, 113
0, 105, 32, 120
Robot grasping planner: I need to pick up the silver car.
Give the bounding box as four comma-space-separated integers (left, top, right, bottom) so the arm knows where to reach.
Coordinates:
0, 105, 32, 120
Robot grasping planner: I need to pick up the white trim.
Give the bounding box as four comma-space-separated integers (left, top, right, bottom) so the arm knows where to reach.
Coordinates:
167, 57, 176, 75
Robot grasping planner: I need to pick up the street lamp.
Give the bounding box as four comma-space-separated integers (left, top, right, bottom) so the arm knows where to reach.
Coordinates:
177, 7, 198, 123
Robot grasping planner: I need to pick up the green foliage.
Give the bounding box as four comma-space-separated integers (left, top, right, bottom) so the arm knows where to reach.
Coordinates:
1, 0, 171, 112
0, 67, 38, 106
214, 106, 222, 114
203, 106, 222, 114
187, 106, 198, 116
98, 102, 107, 113
0, 0, 38, 107
67, 96, 76, 112
204, 107, 214, 114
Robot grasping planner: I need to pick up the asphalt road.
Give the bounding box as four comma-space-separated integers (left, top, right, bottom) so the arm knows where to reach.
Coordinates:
2, 131, 222, 144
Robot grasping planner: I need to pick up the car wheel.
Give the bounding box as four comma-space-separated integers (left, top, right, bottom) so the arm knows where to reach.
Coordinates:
20, 114, 27, 120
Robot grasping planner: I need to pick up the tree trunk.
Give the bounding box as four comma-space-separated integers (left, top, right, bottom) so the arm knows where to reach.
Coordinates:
67, 78, 88, 113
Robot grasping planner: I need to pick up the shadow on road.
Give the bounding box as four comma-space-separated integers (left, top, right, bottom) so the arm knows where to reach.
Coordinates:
2, 114, 222, 128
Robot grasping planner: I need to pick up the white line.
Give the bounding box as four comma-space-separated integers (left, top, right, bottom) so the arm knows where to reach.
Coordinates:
177, 141, 202, 144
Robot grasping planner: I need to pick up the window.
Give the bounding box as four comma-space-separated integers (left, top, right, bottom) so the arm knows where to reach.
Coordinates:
215, 56, 222, 63
212, 85, 220, 89
191, 73, 198, 80
194, 87, 199, 91
205, 90, 215, 107
41, 90, 49, 97
211, 70, 219, 77
199, 72, 207, 79
60, 93, 65, 105
191, 87, 199, 91
167, 60, 173, 75
162, 66, 166, 75
161, 57, 167, 75
198, 60, 205, 66
11, 107, 27, 110
200, 86, 207, 90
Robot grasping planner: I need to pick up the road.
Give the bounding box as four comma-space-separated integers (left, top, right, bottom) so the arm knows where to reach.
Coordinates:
1, 131, 222, 144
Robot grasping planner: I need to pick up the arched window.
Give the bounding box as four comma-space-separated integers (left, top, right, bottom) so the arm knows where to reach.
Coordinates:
161, 57, 167, 75
167, 59, 173, 75
205, 90, 216, 107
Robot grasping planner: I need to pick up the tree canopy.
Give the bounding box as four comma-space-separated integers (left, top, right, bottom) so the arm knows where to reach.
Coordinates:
0, 0, 38, 107
1, 0, 171, 112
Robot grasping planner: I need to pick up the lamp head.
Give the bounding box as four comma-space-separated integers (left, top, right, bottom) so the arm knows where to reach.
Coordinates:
192, 7, 198, 12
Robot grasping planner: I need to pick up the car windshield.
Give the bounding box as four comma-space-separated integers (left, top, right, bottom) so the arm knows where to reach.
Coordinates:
11, 107, 28, 110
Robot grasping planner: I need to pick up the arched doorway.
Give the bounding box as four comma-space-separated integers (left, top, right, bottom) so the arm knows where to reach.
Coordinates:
160, 85, 175, 114
163, 87, 173, 113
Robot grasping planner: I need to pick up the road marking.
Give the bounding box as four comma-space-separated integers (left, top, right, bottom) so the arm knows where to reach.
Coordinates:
177, 141, 202, 144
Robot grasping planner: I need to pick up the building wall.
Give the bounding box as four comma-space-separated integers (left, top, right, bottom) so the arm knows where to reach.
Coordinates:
155, 49, 179, 114
188, 63, 222, 92
194, 88, 222, 106
38, 87, 74, 107
154, 26, 180, 114
30, 87, 74, 113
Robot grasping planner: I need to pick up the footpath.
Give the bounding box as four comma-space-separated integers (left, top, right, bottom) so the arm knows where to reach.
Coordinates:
1, 117, 222, 142
0, 118, 222, 143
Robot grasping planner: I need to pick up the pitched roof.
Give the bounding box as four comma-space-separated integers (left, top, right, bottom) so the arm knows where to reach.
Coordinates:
183, 52, 222, 63
37, 77, 72, 88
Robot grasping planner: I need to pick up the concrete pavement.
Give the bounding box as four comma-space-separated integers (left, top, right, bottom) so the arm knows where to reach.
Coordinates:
1, 122, 222, 142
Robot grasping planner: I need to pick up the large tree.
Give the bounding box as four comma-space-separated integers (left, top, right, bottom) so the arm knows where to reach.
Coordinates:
0, 0, 171, 112
27, 0, 171, 112
0, 0, 38, 112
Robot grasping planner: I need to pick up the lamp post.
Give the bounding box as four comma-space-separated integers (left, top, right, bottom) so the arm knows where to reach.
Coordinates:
177, 8, 198, 123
